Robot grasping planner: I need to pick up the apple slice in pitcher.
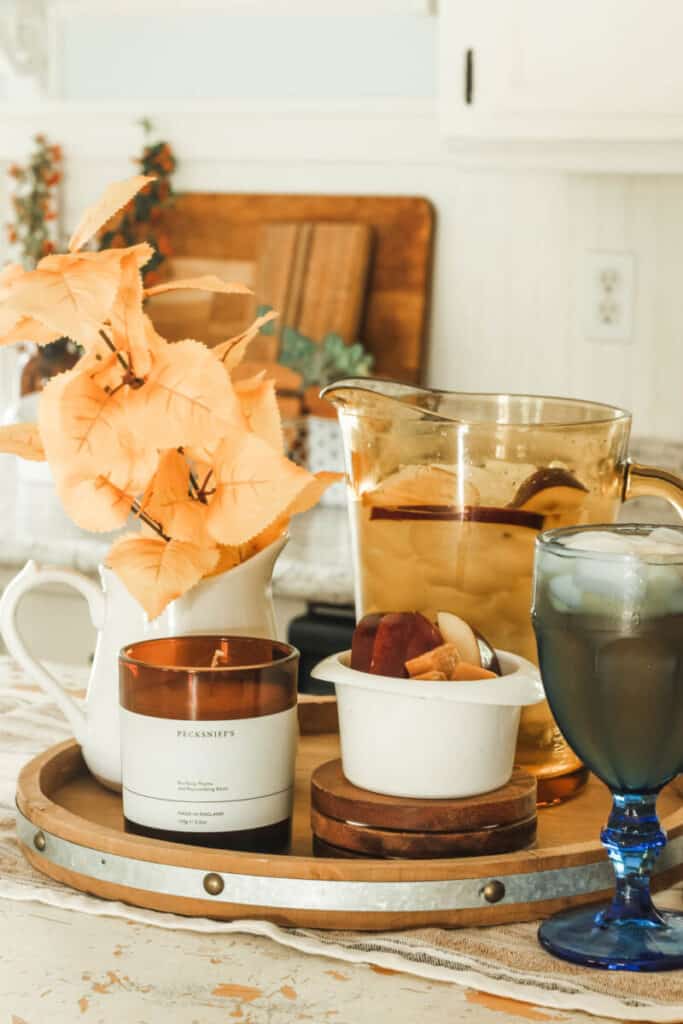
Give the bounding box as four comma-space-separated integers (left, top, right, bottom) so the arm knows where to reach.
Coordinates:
437, 611, 500, 674
510, 467, 588, 529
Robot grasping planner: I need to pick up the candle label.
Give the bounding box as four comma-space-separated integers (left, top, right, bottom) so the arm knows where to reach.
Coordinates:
120, 706, 297, 832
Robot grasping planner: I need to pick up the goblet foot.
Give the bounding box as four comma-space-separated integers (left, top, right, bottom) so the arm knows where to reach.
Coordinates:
539, 905, 683, 971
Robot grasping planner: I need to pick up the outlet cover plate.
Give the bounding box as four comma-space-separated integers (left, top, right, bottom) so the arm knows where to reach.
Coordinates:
583, 250, 635, 343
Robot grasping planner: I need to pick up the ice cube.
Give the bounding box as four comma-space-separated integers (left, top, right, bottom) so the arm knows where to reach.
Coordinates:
562, 531, 635, 555
578, 590, 627, 617
573, 555, 647, 608
644, 564, 683, 616
647, 527, 683, 547
548, 573, 583, 612
630, 527, 683, 560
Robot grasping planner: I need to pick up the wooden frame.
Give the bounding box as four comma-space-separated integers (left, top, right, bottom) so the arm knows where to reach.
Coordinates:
161, 192, 435, 384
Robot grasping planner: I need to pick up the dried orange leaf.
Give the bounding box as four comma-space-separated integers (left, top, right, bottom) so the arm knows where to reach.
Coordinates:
68, 175, 155, 253
0, 423, 45, 461
47, 423, 157, 532
0, 264, 26, 312
4, 254, 122, 349
144, 275, 252, 298
106, 534, 219, 620
57, 469, 136, 532
213, 310, 279, 372
0, 307, 17, 335
140, 448, 188, 506
0, 316, 61, 348
50, 370, 126, 463
39, 364, 159, 496
0, 263, 24, 291
126, 339, 245, 448
235, 472, 341, 563
75, 344, 119, 387
37, 368, 73, 450
141, 312, 168, 356
68, 242, 154, 271
202, 544, 243, 578
141, 449, 211, 545
236, 377, 282, 451
286, 470, 343, 516
207, 431, 313, 546
160, 499, 211, 546
237, 515, 288, 563
110, 251, 152, 377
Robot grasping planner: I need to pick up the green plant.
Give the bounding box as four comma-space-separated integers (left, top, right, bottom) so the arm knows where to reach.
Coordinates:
274, 317, 374, 389
6, 134, 81, 379
6, 133, 61, 267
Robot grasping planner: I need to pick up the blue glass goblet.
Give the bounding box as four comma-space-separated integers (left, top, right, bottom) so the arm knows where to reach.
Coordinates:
532, 524, 683, 971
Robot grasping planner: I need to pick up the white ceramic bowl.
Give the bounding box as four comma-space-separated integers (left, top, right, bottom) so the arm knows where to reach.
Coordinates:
311, 649, 544, 799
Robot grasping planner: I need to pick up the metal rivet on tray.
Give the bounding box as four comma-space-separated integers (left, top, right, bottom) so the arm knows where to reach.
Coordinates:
481, 879, 505, 903
203, 872, 224, 896
33, 831, 46, 852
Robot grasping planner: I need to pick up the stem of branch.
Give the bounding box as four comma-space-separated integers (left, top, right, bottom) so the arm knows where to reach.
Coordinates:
197, 468, 214, 505
99, 329, 130, 374
131, 500, 171, 542
177, 447, 201, 497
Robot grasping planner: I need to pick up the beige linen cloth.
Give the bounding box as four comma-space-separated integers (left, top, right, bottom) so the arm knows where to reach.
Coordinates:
0, 655, 681, 1022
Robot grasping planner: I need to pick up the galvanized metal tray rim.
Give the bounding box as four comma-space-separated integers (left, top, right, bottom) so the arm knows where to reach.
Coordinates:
13, 737, 683, 921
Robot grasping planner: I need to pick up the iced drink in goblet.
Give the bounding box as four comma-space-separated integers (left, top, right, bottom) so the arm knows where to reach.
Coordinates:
533, 524, 683, 970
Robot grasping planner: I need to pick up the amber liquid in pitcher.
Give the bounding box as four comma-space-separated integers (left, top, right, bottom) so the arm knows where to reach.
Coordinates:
119, 636, 299, 853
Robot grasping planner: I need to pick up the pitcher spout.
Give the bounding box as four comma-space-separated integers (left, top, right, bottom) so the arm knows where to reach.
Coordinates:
321, 377, 443, 419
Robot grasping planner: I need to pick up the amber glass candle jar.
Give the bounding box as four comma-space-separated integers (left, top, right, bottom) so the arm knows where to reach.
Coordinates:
119, 635, 299, 853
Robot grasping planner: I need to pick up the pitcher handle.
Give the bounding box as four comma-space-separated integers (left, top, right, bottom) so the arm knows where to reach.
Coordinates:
0, 560, 105, 745
624, 461, 683, 518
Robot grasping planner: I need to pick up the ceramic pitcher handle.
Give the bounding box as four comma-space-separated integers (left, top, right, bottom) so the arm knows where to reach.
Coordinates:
624, 461, 683, 517
0, 560, 105, 745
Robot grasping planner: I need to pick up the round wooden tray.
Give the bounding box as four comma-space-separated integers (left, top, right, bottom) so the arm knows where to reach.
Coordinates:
16, 698, 683, 931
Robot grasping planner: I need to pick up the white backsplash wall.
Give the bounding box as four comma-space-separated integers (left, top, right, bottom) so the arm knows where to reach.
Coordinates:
0, 104, 682, 441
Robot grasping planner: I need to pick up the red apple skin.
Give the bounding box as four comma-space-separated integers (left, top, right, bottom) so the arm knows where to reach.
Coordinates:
369, 614, 410, 677
368, 612, 442, 678
404, 613, 443, 664
351, 613, 384, 672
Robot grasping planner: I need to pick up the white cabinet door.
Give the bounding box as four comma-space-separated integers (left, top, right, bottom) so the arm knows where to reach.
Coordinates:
439, 0, 683, 140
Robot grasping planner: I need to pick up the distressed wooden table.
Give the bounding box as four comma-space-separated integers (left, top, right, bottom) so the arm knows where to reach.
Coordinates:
0, 478, 681, 1021
0, 898, 634, 1024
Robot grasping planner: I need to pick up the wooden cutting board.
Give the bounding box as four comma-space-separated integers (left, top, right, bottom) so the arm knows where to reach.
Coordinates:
160, 194, 434, 383
254, 221, 373, 355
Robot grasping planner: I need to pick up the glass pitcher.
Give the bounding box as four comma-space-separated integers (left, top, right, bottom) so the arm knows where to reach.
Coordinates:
322, 379, 683, 805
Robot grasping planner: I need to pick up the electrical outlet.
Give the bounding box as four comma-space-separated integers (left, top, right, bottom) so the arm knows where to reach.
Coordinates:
583, 250, 635, 343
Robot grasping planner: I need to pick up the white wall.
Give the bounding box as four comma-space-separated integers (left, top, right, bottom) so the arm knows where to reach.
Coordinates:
1, 6, 682, 442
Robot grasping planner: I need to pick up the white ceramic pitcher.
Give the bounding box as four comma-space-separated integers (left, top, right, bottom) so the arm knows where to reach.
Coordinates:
0, 536, 287, 790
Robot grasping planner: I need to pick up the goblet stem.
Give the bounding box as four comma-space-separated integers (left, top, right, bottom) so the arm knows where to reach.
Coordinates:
598, 792, 667, 928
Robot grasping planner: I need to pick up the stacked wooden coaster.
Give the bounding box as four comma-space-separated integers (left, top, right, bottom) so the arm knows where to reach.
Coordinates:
311, 760, 537, 859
